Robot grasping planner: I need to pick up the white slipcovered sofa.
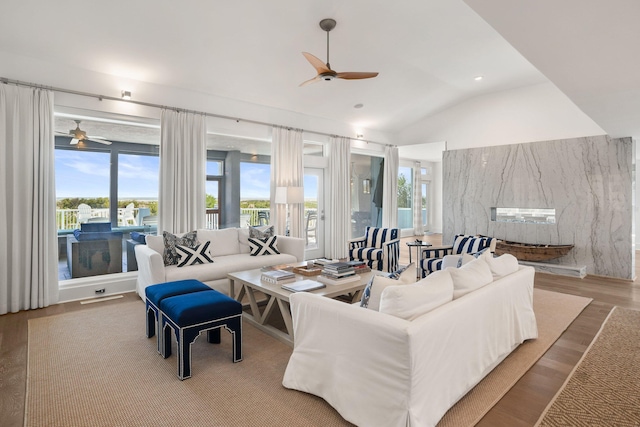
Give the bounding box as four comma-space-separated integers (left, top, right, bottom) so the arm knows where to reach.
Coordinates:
283, 253, 537, 427
134, 228, 305, 299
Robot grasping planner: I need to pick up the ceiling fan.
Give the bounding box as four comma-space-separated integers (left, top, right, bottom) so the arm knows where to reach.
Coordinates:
300, 18, 379, 87
56, 120, 112, 145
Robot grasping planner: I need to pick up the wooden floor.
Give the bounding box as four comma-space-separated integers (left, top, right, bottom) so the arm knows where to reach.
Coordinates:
1, 235, 639, 427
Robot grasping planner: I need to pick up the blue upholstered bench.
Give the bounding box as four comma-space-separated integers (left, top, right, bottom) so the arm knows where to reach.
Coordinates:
160, 290, 243, 380
145, 280, 212, 354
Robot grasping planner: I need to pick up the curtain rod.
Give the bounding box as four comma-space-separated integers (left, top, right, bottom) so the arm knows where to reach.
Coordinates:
1, 76, 393, 148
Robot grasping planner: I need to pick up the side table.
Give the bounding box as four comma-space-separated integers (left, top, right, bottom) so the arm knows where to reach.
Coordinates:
406, 240, 432, 278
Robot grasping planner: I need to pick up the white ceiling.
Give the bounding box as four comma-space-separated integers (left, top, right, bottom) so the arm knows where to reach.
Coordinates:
1, 0, 637, 152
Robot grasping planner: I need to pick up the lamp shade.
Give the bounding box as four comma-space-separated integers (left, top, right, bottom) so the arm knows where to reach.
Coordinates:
275, 186, 304, 204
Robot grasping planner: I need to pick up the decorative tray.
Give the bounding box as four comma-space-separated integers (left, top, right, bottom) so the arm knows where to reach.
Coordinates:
293, 266, 323, 276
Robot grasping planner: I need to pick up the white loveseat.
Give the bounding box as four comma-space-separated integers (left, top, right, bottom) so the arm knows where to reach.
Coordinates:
134, 228, 304, 299
282, 254, 537, 427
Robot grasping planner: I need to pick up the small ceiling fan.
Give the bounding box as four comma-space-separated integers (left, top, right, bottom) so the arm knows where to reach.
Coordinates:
300, 18, 379, 87
56, 120, 112, 145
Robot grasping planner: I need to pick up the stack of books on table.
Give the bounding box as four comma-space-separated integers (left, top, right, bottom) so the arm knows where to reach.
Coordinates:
317, 262, 361, 285
347, 260, 371, 274
261, 269, 296, 285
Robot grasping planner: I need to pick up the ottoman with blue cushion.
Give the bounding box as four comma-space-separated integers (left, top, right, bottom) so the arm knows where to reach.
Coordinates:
145, 280, 211, 354
160, 290, 243, 380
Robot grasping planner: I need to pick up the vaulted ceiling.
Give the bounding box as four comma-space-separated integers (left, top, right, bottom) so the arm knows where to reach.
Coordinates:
1, 0, 637, 149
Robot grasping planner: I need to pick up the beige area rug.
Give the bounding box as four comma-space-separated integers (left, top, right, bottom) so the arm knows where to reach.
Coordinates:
25, 289, 590, 427
536, 306, 640, 426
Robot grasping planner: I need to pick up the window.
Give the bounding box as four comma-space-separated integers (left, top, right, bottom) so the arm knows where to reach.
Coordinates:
206, 160, 223, 229
397, 166, 413, 229
240, 161, 271, 228
117, 153, 159, 228
55, 149, 111, 228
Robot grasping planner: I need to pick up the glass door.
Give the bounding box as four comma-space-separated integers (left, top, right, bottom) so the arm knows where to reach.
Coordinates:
303, 168, 324, 259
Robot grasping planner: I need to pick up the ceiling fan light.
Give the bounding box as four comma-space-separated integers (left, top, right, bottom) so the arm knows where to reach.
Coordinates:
121, 90, 132, 100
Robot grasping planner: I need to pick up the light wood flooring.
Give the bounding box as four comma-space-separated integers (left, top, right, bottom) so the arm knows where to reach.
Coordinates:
1, 235, 639, 427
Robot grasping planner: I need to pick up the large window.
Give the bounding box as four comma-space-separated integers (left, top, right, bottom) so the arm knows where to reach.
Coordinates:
240, 162, 271, 228
55, 149, 111, 228
206, 160, 223, 229
397, 166, 413, 229
117, 153, 159, 228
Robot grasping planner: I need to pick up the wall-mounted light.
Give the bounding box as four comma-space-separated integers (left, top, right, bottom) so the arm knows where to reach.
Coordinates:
356, 133, 364, 139
121, 90, 132, 100
363, 178, 371, 194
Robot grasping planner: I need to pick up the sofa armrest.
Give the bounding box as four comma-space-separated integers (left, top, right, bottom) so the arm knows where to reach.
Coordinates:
382, 238, 401, 272
347, 236, 367, 250
283, 293, 411, 427
420, 245, 453, 259
276, 235, 305, 262
134, 244, 166, 299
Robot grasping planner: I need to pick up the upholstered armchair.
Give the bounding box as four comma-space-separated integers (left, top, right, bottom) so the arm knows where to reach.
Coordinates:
419, 234, 496, 277
348, 226, 400, 272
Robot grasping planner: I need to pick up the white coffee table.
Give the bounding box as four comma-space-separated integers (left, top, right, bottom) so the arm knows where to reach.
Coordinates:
228, 266, 375, 346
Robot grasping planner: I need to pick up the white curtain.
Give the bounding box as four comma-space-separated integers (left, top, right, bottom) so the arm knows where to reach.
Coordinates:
413, 161, 424, 236
158, 110, 206, 234
0, 84, 58, 314
327, 136, 351, 259
270, 127, 304, 237
382, 146, 399, 228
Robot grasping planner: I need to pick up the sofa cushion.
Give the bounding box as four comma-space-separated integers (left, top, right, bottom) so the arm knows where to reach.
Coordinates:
163, 252, 298, 285
163, 231, 198, 266
249, 236, 280, 256
448, 257, 493, 299
482, 251, 519, 279
237, 228, 251, 254
176, 242, 214, 267
197, 228, 240, 257
360, 263, 416, 311
379, 270, 454, 320
249, 225, 275, 239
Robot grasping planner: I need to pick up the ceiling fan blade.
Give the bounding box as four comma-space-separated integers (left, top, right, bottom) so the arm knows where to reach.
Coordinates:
302, 52, 331, 74
69, 138, 79, 145
86, 138, 113, 145
299, 76, 322, 87
335, 72, 379, 80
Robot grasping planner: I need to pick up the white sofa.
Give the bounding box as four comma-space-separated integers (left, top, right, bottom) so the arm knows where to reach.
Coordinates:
134, 228, 305, 299
282, 255, 537, 427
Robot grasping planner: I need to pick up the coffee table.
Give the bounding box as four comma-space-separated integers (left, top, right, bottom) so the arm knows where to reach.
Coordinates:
228, 265, 375, 346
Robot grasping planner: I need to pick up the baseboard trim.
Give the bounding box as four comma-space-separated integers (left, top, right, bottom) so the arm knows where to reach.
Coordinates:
59, 272, 137, 303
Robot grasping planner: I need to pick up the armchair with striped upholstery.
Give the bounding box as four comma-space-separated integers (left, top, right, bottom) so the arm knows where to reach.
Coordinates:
420, 234, 496, 277
348, 227, 400, 273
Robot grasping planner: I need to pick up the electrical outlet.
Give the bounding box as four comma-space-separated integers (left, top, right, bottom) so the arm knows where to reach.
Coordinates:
95, 288, 105, 294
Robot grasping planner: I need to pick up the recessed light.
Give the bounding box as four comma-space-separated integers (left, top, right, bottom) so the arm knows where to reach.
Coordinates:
354, 103, 364, 109
474, 76, 483, 81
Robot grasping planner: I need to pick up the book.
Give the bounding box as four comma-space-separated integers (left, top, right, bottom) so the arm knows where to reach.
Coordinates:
317, 274, 361, 286
323, 262, 354, 272
313, 258, 339, 266
261, 269, 296, 284
281, 279, 326, 293
321, 270, 356, 279
260, 264, 293, 272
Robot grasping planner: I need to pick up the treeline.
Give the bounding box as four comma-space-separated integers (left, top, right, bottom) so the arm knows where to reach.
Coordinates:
56, 198, 159, 215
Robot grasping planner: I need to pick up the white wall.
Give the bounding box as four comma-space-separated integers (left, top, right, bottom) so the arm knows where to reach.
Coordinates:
397, 82, 606, 149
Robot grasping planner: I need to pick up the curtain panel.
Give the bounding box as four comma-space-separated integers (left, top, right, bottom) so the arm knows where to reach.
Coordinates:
0, 84, 58, 314
327, 136, 351, 259
158, 110, 206, 234
382, 146, 399, 228
413, 161, 424, 236
270, 127, 304, 237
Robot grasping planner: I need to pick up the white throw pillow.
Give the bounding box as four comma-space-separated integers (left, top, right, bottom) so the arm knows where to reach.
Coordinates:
482, 251, 519, 279
360, 263, 416, 311
448, 257, 493, 299
379, 270, 454, 320
441, 253, 475, 269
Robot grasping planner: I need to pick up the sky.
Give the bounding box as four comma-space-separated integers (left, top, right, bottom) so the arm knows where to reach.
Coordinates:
55, 150, 318, 200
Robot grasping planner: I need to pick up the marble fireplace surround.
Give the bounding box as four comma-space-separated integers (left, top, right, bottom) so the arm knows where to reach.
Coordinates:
443, 135, 634, 280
